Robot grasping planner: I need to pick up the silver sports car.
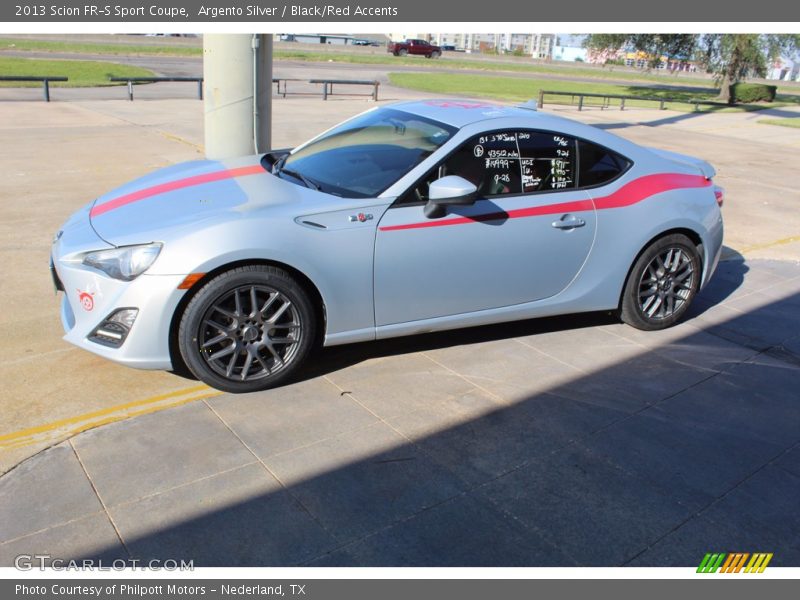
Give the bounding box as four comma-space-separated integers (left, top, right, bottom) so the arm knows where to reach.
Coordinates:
51, 100, 724, 393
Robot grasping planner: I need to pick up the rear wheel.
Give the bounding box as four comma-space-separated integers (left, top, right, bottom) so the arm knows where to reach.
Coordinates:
178, 265, 316, 393
619, 234, 701, 331
429, 50, 441, 59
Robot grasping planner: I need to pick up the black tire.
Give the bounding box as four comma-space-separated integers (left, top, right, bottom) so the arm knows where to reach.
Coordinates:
398, 49, 408, 57
619, 233, 701, 331
178, 265, 316, 393
429, 51, 441, 59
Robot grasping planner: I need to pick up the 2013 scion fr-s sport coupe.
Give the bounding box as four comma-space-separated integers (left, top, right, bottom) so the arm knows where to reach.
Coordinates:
51, 100, 724, 393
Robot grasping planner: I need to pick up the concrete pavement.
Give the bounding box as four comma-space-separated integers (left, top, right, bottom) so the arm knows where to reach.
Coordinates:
1, 83, 799, 566
1, 256, 799, 566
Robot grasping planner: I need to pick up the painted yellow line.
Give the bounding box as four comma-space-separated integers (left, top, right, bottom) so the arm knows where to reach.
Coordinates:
2, 391, 222, 451
739, 234, 800, 255
0, 384, 215, 447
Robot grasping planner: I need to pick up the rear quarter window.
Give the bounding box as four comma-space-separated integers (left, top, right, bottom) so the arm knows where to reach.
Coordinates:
578, 140, 632, 188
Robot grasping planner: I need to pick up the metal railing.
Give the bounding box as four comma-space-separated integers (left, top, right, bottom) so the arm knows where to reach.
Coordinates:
2, 75, 379, 103
0, 76, 68, 101
537, 90, 726, 112
108, 76, 204, 101
308, 79, 380, 101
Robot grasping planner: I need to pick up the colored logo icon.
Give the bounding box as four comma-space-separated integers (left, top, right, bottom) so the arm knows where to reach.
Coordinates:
697, 552, 773, 573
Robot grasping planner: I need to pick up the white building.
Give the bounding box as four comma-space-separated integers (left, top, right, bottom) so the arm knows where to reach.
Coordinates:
431, 33, 555, 58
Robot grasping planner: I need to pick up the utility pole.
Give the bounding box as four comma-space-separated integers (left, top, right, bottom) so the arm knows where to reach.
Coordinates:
254, 34, 272, 154
203, 34, 273, 160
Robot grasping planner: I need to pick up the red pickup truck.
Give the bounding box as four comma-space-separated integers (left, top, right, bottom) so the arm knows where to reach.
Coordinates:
388, 39, 442, 58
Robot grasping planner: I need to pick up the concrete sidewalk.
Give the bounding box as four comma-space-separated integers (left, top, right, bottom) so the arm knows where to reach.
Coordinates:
1, 256, 799, 566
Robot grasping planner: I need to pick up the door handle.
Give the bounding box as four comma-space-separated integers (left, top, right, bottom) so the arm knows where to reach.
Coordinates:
551, 215, 586, 230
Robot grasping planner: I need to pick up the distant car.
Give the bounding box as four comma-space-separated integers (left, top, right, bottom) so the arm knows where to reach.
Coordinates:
351, 39, 371, 46
441, 44, 457, 51
387, 39, 442, 58
51, 100, 723, 393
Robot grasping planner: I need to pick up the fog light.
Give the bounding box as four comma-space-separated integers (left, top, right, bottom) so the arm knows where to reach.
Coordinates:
89, 308, 138, 348
108, 308, 138, 329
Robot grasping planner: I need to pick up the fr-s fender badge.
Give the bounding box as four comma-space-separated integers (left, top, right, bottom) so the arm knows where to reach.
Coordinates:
77, 289, 95, 312
349, 213, 374, 223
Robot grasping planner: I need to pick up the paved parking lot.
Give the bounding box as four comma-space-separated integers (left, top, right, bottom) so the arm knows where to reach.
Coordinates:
1, 257, 799, 566
1, 83, 799, 566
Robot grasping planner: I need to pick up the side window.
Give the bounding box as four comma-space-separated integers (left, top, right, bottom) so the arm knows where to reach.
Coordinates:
400, 130, 579, 205
442, 131, 523, 197
516, 132, 576, 192
578, 140, 631, 188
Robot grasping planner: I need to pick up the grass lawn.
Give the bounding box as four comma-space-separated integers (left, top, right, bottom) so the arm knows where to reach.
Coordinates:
0, 37, 743, 90
388, 72, 800, 113
0, 56, 155, 87
0, 37, 201, 57
757, 117, 800, 128
274, 48, 718, 87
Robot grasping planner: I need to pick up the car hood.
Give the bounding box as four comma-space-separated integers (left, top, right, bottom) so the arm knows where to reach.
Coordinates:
88, 155, 303, 245
647, 147, 716, 179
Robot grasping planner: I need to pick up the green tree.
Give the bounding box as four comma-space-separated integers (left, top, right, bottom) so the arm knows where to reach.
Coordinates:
696, 34, 800, 103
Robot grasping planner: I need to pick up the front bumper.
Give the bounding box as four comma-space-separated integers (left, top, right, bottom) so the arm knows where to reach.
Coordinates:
54, 265, 186, 370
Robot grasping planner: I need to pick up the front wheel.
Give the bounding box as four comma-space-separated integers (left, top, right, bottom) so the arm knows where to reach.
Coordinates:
619, 234, 701, 331
398, 49, 408, 57
178, 265, 316, 393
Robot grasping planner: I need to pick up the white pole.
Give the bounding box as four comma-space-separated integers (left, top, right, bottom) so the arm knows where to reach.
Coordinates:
203, 34, 255, 160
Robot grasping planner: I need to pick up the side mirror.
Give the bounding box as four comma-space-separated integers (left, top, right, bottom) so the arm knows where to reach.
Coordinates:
424, 175, 478, 219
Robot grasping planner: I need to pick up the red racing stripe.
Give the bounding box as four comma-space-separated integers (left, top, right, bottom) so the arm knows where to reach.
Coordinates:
379, 173, 711, 232
90, 164, 265, 218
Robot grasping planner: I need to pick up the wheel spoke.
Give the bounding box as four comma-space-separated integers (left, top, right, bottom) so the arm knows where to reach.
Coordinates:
204, 318, 232, 333
664, 249, 675, 271
260, 292, 279, 316
268, 300, 292, 324
226, 352, 240, 378
641, 294, 656, 313
639, 287, 657, 299
201, 332, 229, 348
249, 286, 259, 318
240, 352, 254, 381
646, 295, 663, 318
269, 336, 297, 345
213, 305, 236, 320
675, 266, 693, 282
256, 354, 272, 376
234, 288, 243, 317
265, 342, 285, 365
209, 344, 237, 362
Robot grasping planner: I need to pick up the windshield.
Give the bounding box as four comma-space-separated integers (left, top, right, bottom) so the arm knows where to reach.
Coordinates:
278, 108, 456, 198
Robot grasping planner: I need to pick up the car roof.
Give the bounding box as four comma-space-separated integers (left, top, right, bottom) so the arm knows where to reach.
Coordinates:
389, 99, 572, 129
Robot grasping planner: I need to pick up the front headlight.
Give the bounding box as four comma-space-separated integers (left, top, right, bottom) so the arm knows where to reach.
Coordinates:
82, 243, 162, 281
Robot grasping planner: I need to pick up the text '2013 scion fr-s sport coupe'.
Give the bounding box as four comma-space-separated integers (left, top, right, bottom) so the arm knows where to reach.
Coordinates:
51, 100, 724, 393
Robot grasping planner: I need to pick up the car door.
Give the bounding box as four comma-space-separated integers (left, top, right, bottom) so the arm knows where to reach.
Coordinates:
374, 129, 597, 326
